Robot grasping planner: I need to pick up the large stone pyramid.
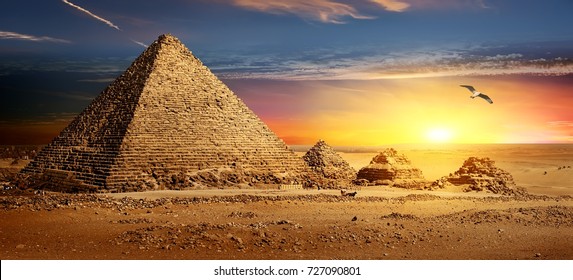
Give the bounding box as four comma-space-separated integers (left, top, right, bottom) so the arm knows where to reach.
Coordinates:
22, 34, 310, 192
302, 140, 356, 188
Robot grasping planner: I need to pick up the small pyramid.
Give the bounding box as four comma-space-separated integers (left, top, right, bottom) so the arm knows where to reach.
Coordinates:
356, 148, 425, 188
433, 157, 519, 195
302, 140, 356, 187
22, 34, 310, 192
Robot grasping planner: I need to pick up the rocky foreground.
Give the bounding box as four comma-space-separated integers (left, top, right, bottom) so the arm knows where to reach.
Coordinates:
1, 190, 572, 260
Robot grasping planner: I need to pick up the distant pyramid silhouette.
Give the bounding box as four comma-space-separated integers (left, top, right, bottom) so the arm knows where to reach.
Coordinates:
23, 34, 309, 192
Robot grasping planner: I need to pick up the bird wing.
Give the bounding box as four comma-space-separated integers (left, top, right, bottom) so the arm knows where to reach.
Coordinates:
460, 85, 476, 92
478, 93, 493, 104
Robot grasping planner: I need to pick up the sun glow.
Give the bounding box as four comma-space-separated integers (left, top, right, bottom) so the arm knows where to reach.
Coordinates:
426, 128, 453, 143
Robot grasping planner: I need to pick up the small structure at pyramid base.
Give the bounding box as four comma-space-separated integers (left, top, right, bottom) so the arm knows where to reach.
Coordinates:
20, 34, 312, 193
430, 157, 525, 195
355, 148, 427, 189
302, 140, 356, 189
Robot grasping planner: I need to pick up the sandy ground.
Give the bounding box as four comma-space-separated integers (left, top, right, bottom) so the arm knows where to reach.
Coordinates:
1, 145, 572, 260
303, 147, 573, 196
1, 188, 572, 260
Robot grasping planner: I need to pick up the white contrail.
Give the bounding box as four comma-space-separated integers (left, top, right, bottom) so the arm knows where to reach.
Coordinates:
131, 39, 148, 48
61, 1, 149, 48
62, 0, 121, 31
0, 31, 71, 43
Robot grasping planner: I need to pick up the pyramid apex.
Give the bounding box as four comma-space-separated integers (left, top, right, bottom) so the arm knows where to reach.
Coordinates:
154, 33, 187, 49
309, 139, 332, 152
157, 33, 177, 41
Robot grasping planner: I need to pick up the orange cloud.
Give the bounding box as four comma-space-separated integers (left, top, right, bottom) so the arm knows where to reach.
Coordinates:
369, 0, 410, 12
391, 0, 491, 10
221, 0, 491, 23
227, 0, 373, 23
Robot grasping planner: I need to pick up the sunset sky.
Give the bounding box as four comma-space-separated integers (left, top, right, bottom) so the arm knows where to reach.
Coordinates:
1, 0, 572, 145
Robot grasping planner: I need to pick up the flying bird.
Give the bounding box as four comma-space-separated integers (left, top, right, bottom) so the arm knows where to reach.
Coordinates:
460, 85, 493, 104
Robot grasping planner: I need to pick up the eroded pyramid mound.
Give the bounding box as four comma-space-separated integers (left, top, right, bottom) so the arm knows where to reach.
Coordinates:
302, 140, 356, 188
431, 157, 520, 195
21, 34, 311, 192
355, 148, 426, 189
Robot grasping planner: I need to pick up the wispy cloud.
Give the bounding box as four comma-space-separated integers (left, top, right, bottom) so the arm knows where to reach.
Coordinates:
0, 31, 70, 43
62, 0, 121, 30
337, 52, 573, 80
77, 78, 116, 83
0, 57, 130, 76
55, 92, 95, 101
223, 0, 491, 23
547, 121, 573, 143
548, 121, 573, 127
384, 0, 492, 10
207, 43, 573, 80
0, 112, 79, 126
369, 0, 410, 12
130, 39, 148, 48
227, 0, 373, 24
61, 1, 150, 48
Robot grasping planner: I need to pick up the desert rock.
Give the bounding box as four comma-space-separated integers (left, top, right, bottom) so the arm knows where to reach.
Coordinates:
356, 148, 426, 189
302, 140, 356, 188
436, 157, 521, 195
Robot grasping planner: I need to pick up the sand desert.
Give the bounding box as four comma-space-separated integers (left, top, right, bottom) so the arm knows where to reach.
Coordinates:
1, 144, 572, 260
1, 35, 572, 262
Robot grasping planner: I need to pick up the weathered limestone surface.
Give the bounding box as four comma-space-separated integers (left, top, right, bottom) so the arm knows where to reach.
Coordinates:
22, 34, 310, 192
356, 148, 425, 189
432, 157, 520, 195
302, 140, 356, 188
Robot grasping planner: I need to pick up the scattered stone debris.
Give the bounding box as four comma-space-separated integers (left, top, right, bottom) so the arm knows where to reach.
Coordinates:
381, 212, 418, 220
228, 211, 257, 219
114, 218, 153, 224
1, 190, 566, 214
115, 219, 304, 252
434, 206, 573, 227
1, 189, 572, 259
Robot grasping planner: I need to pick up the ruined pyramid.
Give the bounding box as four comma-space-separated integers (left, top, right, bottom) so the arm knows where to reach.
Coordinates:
22, 34, 310, 192
302, 140, 356, 188
356, 148, 426, 188
431, 157, 521, 195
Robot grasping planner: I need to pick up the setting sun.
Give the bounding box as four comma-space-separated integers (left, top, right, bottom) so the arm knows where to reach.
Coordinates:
426, 128, 453, 143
